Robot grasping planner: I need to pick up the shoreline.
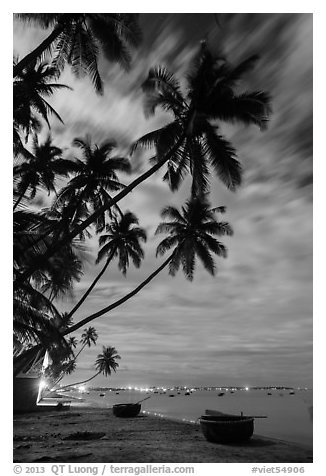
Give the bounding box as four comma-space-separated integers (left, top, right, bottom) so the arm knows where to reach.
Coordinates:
13, 406, 313, 463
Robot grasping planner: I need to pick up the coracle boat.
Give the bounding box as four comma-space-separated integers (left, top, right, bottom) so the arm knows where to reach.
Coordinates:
200, 411, 254, 444
113, 403, 141, 418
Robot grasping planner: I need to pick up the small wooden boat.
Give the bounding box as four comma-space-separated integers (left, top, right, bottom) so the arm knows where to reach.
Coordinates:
112, 396, 150, 418
217, 392, 225, 397
113, 403, 141, 418
185, 391, 190, 395
267, 392, 272, 395
205, 409, 267, 419
169, 394, 175, 397
200, 414, 254, 444
289, 391, 295, 395
99, 393, 105, 397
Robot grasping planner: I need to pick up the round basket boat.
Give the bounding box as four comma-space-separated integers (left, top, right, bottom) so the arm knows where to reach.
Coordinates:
112, 403, 141, 418
200, 415, 254, 444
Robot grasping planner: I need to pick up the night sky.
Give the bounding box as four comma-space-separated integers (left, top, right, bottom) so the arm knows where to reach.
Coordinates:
13, 13, 313, 388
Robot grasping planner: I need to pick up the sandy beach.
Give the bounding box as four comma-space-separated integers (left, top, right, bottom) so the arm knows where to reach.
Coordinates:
13, 406, 313, 463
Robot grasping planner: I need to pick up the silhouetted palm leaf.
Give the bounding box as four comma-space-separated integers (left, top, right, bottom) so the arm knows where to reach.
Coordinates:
14, 14, 142, 92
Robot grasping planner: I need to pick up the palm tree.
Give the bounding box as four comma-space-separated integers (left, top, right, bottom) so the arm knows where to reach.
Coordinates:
58, 345, 121, 390
76, 327, 98, 359
15, 44, 270, 285
13, 134, 76, 210
67, 336, 78, 350
67, 211, 147, 319
132, 43, 271, 195
13, 281, 73, 377
49, 327, 97, 387
14, 60, 71, 145
14, 14, 142, 93
56, 136, 131, 232
14, 208, 84, 302
62, 195, 232, 335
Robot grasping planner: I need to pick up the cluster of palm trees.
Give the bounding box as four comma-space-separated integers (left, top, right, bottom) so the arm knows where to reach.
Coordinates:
13, 14, 271, 386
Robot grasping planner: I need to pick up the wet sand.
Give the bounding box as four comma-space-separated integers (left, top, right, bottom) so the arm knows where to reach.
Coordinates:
13, 407, 313, 463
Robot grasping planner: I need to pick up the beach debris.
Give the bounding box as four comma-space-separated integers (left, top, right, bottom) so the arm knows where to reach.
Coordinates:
31, 452, 93, 462
63, 431, 106, 440
32, 456, 61, 462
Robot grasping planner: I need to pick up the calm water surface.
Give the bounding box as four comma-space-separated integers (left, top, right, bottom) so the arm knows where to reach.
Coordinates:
67, 388, 312, 449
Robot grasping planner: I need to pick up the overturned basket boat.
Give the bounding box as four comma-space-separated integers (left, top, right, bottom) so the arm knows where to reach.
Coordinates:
113, 403, 141, 418
200, 414, 254, 444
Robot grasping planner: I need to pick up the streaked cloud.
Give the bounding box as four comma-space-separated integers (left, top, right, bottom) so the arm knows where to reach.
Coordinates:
14, 13, 312, 388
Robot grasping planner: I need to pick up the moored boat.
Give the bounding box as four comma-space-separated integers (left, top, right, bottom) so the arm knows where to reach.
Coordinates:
200, 414, 254, 444
113, 403, 141, 418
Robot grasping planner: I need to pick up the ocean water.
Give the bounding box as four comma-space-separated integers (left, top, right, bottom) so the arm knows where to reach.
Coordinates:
68, 388, 313, 449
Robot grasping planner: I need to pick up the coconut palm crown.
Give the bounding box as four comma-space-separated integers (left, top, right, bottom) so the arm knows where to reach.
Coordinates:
95, 346, 121, 377
14, 14, 142, 93
14, 60, 71, 143
133, 43, 272, 196
56, 136, 131, 233
80, 327, 98, 348
156, 195, 233, 280
13, 134, 76, 210
97, 211, 147, 275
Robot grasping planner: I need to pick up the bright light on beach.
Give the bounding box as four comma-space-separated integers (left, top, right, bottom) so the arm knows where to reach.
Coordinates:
39, 380, 47, 390
245, 387, 249, 391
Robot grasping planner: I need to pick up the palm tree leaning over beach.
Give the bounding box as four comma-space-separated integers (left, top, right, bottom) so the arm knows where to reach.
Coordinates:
67, 211, 147, 319
13, 14, 142, 93
77, 327, 99, 358
56, 136, 131, 234
13, 134, 76, 210
63, 195, 233, 335
132, 43, 271, 195
58, 346, 121, 390
22, 136, 132, 267
50, 327, 99, 386
15, 44, 271, 285
67, 336, 78, 350
13, 60, 71, 155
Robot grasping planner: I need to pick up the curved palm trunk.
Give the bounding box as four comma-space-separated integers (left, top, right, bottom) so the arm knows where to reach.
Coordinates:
63, 253, 174, 336
74, 343, 86, 361
67, 248, 117, 319
13, 26, 64, 77
57, 371, 101, 391
15, 136, 185, 286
